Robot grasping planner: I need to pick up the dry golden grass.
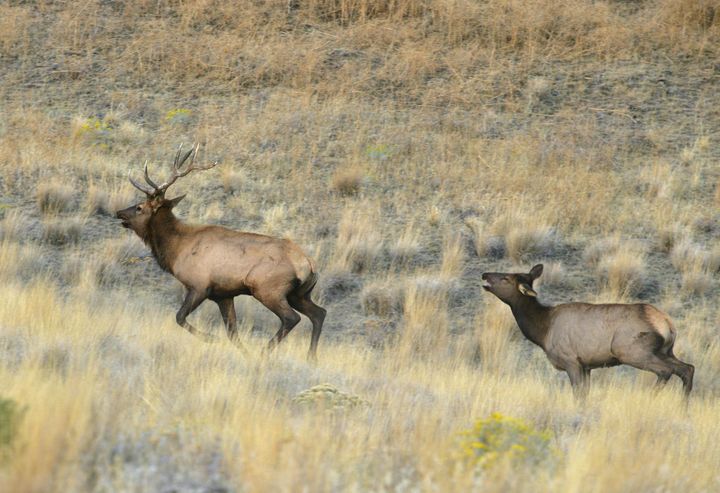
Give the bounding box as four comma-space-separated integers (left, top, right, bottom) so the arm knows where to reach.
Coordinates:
1, 0, 719, 491
330, 166, 365, 196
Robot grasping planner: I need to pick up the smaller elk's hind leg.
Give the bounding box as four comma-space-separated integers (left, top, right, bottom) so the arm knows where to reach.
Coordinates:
617, 332, 692, 396
255, 291, 301, 355
216, 298, 250, 356
664, 354, 694, 396
177, 289, 215, 342
289, 290, 327, 362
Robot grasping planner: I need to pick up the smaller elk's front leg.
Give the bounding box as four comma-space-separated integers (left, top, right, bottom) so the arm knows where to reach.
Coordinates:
566, 364, 590, 401
177, 289, 215, 342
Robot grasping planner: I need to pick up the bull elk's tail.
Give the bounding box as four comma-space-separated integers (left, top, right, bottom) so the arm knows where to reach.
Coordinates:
297, 270, 319, 298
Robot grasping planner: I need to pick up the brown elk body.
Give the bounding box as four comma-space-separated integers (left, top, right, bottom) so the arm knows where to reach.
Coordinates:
116, 145, 326, 360
481, 264, 694, 398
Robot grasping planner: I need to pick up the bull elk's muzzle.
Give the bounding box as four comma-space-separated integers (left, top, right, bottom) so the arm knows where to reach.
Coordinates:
116, 208, 132, 228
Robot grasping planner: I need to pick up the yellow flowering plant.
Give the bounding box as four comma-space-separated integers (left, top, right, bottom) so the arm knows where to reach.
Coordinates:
458, 412, 556, 470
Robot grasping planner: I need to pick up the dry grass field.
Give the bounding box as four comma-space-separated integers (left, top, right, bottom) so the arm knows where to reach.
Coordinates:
1, 1, 720, 491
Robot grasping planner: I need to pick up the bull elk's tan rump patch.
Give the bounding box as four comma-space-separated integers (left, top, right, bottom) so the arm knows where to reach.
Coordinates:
116, 144, 326, 361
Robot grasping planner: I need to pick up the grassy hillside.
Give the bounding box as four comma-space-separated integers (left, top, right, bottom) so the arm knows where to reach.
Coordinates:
1, 1, 719, 491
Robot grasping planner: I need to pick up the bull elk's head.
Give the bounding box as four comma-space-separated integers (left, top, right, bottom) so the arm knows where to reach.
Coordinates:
116, 143, 217, 238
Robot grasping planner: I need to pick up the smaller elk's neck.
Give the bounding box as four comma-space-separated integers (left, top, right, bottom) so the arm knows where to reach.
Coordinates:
146, 209, 183, 273
508, 296, 552, 349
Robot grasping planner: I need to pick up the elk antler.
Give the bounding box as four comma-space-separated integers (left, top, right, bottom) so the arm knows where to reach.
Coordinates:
128, 143, 218, 197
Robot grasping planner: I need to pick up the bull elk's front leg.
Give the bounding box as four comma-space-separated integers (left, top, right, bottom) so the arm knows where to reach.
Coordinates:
216, 298, 251, 356
176, 289, 216, 342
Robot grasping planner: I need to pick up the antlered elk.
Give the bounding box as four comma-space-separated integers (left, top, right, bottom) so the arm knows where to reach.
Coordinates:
481, 264, 694, 398
116, 144, 326, 360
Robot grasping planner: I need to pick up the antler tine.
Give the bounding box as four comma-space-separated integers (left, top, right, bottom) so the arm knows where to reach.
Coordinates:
143, 160, 160, 191
154, 143, 217, 193
173, 143, 184, 169
175, 146, 195, 171
128, 170, 156, 196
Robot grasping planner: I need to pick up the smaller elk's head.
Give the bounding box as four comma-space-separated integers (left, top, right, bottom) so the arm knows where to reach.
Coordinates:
116, 144, 216, 239
481, 264, 543, 305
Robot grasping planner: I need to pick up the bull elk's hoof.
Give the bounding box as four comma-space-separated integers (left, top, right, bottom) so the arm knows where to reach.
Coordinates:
229, 338, 253, 358
192, 330, 219, 343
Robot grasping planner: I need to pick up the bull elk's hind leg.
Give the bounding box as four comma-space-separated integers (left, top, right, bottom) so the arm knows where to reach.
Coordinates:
288, 290, 327, 362
176, 289, 216, 342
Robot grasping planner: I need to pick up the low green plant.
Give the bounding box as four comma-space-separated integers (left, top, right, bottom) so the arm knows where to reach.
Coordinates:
365, 144, 390, 160
0, 397, 25, 461
458, 412, 556, 470
75, 116, 112, 148
165, 108, 192, 125
292, 384, 368, 412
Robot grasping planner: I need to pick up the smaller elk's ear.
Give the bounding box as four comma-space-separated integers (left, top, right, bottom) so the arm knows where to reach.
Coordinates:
518, 283, 538, 297
167, 194, 186, 209
529, 264, 544, 280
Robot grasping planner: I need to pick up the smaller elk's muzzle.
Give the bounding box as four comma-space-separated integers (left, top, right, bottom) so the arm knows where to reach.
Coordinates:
481, 272, 494, 291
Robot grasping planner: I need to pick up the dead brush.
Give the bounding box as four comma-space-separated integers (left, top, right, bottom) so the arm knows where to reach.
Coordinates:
387, 221, 422, 266
680, 264, 714, 296
596, 243, 647, 298
397, 281, 449, 361
360, 278, 404, 317
85, 184, 111, 216
36, 183, 74, 215
463, 215, 486, 257
331, 205, 384, 273
41, 217, 84, 246
330, 166, 364, 196
0, 209, 26, 242
475, 300, 518, 373
220, 168, 245, 194
671, 239, 720, 275
492, 212, 557, 264
440, 234, 465, 279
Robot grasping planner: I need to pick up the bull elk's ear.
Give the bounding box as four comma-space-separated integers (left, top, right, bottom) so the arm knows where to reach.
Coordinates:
529, 264, 544, 280
167, 194, 186, 209
518, 283, 538, 297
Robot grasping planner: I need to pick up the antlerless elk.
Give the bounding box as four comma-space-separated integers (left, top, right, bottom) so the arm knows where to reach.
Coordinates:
481, 264, 694, 398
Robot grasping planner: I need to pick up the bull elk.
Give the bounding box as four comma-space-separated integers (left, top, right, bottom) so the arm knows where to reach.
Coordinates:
116, 144, 326, 361
481, 264, 694, 398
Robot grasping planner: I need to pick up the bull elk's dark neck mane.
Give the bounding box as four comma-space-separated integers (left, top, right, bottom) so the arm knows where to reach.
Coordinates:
507, 296, 552, 348
145, 207, 184, 272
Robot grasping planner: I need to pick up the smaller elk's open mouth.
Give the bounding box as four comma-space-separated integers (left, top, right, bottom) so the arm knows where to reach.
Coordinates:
120, 220, 130, 228
482, 280, 492, 291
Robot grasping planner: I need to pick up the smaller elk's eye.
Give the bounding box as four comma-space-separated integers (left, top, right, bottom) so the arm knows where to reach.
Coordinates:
136, 205, 142, 212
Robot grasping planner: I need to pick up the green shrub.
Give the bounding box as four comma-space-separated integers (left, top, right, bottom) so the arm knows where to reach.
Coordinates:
165, 108, 192, 125
0, 397, 24, 460
292, 384, 368, 412
458, 412, 556, 470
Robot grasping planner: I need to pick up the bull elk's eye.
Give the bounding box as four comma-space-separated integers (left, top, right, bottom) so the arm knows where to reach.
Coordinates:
136, 205, 142, 212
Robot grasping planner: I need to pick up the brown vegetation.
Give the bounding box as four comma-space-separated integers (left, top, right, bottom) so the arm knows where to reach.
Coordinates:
0, 0, 719, 491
